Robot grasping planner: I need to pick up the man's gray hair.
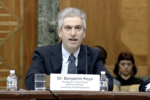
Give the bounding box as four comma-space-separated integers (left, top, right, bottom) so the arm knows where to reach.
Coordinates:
57, 7, 86, 30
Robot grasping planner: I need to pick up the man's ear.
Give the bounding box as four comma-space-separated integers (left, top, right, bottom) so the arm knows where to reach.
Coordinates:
57, 27, 61, 38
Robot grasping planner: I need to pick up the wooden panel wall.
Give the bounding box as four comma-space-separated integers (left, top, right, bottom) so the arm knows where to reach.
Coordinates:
60, 0, 150, 76
148, 0, 150, 76
0, 0, 37, 89
0, 0, 23, 89
23, 0, 38, 89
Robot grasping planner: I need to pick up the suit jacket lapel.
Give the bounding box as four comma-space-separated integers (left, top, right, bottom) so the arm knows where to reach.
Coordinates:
50, 42, 62, 73
77, 44, 91, 74
49, 43, 91, 74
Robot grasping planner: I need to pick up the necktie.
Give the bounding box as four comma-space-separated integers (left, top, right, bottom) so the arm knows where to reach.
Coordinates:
68, 54, 77, 74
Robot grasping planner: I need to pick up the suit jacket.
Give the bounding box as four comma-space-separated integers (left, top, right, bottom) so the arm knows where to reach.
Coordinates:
139, 78, 150, 91
25, 42, 113, 90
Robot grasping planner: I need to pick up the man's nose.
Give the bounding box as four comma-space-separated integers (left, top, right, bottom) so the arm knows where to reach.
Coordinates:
70, 28, 76, 36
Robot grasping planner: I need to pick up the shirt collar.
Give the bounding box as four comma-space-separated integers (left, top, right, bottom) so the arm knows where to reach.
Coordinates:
62, 45, 80, 63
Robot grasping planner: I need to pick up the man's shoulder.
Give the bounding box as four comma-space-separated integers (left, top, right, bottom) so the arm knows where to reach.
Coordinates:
36, 44, 54, 50
80, 45, 100, 59
35, 42, 61, 53
86, 45, 100, 54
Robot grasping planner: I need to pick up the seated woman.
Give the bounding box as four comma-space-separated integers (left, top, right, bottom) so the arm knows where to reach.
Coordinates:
113, 52, 143, 86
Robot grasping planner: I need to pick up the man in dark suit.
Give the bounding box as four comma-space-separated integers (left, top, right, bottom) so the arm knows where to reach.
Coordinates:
25, 7, 113, 91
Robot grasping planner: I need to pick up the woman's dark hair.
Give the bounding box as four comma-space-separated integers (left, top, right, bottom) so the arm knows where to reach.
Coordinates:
113, 52, 137, 77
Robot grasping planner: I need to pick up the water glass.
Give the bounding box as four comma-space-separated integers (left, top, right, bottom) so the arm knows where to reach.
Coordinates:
35, 74, 46, 90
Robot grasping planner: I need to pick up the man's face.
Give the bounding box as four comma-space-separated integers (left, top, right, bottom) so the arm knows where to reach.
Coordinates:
58, 16, 85, 53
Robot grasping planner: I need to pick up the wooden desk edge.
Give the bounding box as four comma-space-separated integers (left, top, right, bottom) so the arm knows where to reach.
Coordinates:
0, 90, 150, 99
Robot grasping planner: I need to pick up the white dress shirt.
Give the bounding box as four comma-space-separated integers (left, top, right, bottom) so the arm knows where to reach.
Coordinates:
61, 45, 80, 74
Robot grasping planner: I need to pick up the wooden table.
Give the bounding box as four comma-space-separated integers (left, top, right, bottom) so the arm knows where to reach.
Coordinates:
0, 90, 150, 99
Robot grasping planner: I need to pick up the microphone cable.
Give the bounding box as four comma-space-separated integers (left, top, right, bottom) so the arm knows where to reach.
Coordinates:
48, 87, 61, 99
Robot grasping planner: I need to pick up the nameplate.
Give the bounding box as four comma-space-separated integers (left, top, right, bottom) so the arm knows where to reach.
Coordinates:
50, 74, 100, 91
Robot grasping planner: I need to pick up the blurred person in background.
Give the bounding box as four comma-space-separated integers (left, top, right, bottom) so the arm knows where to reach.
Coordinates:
113, 52, 143, 86
93, 45, 120, 90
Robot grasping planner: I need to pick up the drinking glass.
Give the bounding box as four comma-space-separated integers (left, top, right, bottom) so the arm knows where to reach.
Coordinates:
35, 74, 46, 90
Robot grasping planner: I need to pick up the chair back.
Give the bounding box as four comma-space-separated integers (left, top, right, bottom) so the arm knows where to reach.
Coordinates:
127, 84, 140, 92
113, 84, 120, 91
121, 85, 130, 92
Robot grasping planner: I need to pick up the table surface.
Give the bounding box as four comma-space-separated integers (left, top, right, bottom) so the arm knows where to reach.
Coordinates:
0, 90, 150, 99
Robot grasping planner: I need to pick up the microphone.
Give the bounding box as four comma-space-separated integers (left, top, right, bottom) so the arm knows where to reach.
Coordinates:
84, 44, 88, 74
